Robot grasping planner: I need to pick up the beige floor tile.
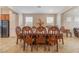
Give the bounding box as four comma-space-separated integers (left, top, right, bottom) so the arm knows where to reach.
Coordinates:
0, 36, 79, 53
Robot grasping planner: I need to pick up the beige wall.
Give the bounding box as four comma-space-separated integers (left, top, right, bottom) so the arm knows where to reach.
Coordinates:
9, 11, 18, 37
18, 14, 23, 28
2, 8, 9, 14
23, 14, 57, 27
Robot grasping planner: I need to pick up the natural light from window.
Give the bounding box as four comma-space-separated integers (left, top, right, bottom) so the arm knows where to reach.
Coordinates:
47, 16, 54, 26
25, 16, 33, 27
74, 16, 79, 22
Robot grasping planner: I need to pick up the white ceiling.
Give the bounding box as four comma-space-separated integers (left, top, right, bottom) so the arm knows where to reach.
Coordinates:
10, 6, 73, 14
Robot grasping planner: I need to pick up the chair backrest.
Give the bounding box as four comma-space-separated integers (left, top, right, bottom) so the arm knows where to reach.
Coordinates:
36, 26, 46, 44
60, 26, 66, 33
22, 26, 33, 44
48, 26, 59, 35
36, 26, 46, 34
45, 26, 49, 34
32, 26, 37, 34
48, 26, 59, 49
22, 26, 33, 35
16, 26, 21, 35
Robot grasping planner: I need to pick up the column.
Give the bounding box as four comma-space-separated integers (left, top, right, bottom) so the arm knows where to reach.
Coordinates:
56, 14, 61, 28
9, 11, 16, 37
18, 13, 23, 28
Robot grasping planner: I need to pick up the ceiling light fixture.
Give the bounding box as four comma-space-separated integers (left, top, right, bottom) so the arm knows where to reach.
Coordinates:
37, 6, 42, 8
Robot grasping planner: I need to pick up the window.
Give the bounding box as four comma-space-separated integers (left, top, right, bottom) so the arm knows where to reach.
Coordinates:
74, 16, 79, 22
25, 16, 33, 27
46, 16, 54, 26
74, 16, 79, 27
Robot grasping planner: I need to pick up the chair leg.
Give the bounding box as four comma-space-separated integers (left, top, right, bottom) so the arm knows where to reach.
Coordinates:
70, 32, 72, 37
56, 41, 58, 52
44, 45, 46, 51
62, 38, 64, 44
66, 33, 68, 37
23, 41, 25, 51
16, 38, 18, 44
36, 45, 38, 51
20, 39, 22, 42
31, 45, 33, 52
48, 45, 50, 51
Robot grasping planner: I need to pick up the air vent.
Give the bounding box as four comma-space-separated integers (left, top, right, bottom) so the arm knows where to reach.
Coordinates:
37, 6, 42, 8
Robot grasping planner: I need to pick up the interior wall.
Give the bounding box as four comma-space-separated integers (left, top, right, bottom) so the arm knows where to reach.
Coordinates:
10, 11, 17, 37
18, 14, 23, 28
16, 14, 19, 26
23, 14, 57, 27
56, 14, 61, 28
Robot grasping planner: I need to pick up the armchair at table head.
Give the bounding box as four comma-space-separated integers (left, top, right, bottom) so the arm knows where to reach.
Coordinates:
36, 26, 46, 44
32, 26, 37, 34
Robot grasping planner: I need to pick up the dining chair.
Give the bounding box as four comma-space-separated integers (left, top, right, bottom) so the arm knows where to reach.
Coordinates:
22, 26, 33, 51
60, 26, 72, 37
16, 26, 22, 44
48, 26, 59, 52
36, 26, 47, 51
32, 26, 37, 45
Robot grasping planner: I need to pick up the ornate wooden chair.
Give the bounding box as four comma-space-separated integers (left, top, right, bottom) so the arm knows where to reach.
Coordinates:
32, 26, 37, 34
55, 27, 64, 44
32, 26, 37, 45
16, 26, 22, 44
73, 28, 79, 37
60, 26, 65, 33
48, 26, 59, 52
65, 29, 72, 37
36, 26, 47, 51
60, 26, 72, 37
22, 26, 33, 51
45, 26, 49, 34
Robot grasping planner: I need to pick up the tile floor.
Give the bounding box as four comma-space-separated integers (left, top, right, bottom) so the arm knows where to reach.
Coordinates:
0, 36, 79, 53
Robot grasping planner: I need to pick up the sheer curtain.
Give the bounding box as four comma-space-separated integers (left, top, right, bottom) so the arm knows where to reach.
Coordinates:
46, 16, 54, 27
74, 16, 79, 28
25, 16, 33, 27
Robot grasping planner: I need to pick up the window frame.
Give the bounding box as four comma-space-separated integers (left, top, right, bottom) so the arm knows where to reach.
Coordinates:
46, 16, 54, 26
25, 16, 33, 27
